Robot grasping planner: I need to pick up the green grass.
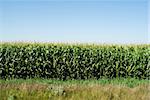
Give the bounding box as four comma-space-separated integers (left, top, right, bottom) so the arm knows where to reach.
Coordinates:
0, 78, 149, 100
0, 78, 149, 87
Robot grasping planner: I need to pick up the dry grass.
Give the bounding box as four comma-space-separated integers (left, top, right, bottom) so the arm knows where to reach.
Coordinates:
0, 83, 149, 100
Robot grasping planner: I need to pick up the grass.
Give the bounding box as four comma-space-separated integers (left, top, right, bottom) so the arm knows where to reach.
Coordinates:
0, 78, 149, 87
0, 78, 149, 100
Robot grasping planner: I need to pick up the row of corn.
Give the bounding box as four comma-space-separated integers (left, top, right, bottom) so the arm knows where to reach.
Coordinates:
0, 42, 149, 79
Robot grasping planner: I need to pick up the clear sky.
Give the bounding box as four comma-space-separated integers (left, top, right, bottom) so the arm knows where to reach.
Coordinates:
0, 0, 149, 44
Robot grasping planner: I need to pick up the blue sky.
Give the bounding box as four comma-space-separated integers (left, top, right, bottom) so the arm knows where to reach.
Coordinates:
0, 0, 149, 44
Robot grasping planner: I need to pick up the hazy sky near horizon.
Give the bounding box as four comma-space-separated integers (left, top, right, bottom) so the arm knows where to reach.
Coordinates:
0, 0, 149, 43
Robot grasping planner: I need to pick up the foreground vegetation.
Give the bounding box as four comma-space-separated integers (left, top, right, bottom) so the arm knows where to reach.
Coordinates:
0, 78, 149, 100
0, 42, 149, 79
0, 42, 149, 99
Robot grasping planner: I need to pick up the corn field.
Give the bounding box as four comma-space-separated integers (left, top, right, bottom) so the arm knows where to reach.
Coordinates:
0, 42, 150, 79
